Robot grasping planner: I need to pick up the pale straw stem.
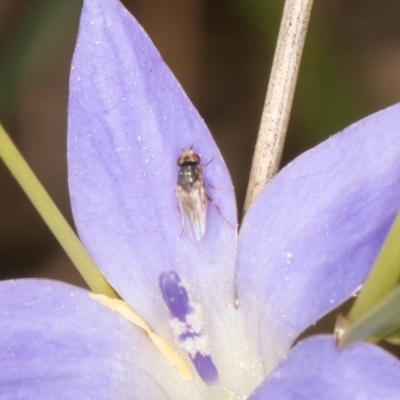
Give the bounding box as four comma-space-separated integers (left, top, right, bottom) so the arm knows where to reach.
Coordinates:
243, 0, 314, 213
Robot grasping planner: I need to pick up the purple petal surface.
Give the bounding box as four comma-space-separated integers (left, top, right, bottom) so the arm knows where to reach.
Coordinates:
68, 0, 236, 341
0, 279, 213, 399
249, 336, 400, 400
237, 104, 400, 372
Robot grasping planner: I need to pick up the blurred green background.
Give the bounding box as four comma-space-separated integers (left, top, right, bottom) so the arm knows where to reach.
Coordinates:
0, 0, 399, 300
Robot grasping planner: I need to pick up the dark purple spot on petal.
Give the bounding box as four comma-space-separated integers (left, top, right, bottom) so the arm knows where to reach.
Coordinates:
178, 331, 198, 342
190, 353, 219, 384
159, 270, 219, 385
159, 270, 191, 321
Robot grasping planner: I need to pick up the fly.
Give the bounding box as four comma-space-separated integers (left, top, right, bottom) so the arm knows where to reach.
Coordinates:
176, 145, 207, 241
176, 145, 235, 241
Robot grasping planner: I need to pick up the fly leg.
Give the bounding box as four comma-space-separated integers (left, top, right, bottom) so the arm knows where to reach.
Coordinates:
202, 156, 215, 168
205, 182, 234, 191
202, 156, 234, 190
205, 193, 237, 229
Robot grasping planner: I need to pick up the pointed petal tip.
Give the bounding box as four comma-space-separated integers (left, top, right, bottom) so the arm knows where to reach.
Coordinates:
68, 0, 237, 335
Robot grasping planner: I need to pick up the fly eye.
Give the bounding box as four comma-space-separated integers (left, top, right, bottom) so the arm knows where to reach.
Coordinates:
193, 154, 201, 164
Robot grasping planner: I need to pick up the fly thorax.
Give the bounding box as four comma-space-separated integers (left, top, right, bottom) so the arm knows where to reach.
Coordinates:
178, 165, 199, 191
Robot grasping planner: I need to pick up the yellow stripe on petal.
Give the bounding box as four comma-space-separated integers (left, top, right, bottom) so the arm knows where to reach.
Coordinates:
90, 293, 192, 381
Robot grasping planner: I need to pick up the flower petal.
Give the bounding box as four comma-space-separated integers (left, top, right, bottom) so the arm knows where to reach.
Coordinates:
0, 279, 211, 398
249, 336, 400, 400
237, 104, 400, 372
67, 0, 237, 338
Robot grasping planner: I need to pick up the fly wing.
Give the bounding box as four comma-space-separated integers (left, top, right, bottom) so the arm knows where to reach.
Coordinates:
176, 180, 207, 241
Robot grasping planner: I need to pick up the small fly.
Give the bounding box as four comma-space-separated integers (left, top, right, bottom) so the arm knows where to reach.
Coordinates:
176, 145, 207, 241
176, 145, 235, 241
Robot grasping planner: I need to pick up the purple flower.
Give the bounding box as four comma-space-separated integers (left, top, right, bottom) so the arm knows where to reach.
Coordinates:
1, 0, 400, 398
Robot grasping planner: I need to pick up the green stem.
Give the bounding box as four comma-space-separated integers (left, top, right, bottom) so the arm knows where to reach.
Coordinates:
347, 211, 400, 323
0, 124, 117, 298
339, 285, 400, 348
